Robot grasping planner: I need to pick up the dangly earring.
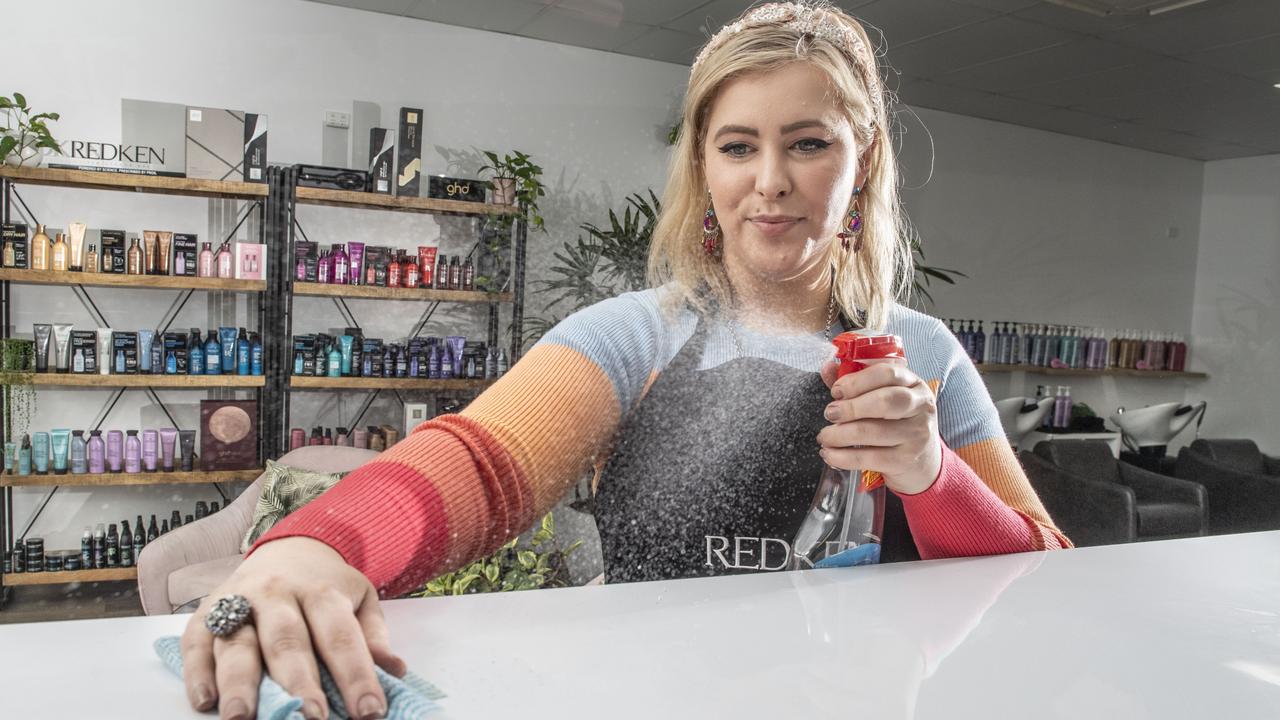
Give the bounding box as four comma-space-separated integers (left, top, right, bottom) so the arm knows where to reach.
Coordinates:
702, 190, 722, 257
837, 186, 863, 253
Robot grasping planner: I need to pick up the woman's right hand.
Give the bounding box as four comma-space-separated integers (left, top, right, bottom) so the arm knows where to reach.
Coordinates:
180, 536, 407, 720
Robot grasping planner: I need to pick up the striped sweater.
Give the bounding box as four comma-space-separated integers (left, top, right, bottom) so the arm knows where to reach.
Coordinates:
256, 287, 1070, 596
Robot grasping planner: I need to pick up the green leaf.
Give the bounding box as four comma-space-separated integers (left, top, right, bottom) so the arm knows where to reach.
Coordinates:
517, 550, 537, 570
0, 97, 12, 109
485, 564, 500, 584
13, 93, 27, 109
0, 136, 16, 158
563, 539, 584, 557
541, 512, 555, 535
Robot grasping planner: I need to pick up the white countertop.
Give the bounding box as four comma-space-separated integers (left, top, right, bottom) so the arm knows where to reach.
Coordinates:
3, 531, 1279, 719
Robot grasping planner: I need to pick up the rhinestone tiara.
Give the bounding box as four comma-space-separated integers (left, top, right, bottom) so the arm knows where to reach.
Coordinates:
692, 2, 880, 98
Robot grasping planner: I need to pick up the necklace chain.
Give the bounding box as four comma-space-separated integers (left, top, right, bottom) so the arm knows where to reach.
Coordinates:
727, 292, 838, 357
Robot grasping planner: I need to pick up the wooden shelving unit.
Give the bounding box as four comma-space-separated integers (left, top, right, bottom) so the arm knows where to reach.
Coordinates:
1, 373, 265, 388
976, 363, 1208, 380
290, 376, 495, 391
0, 268, 265, 293
295, 185, 518, 217
293, 281, 511, 304
2, 567, 137, 586
1, 468, 261, 488
0, 165, 267, 201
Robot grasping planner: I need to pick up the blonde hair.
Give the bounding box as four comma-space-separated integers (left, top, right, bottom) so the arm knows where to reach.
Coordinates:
647, 1, 912, 331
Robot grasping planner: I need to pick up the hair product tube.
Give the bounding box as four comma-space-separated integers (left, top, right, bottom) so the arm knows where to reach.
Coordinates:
157, 232, 173, 275
68, 222, 87, 271
137, 329, 155, 373
179, 430, 196, 472
50, 429, 70, 475
96, 328, 113, 375
33, 324, 52, 373
52, 324, 74, 373
159, 428, 178, 472
219, 327, 237, 373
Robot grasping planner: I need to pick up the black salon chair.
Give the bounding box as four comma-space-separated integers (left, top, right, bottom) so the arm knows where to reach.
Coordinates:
1019, 451, 1135, 547
1174, 439, 1280, 535
1034, 441, 1207, 541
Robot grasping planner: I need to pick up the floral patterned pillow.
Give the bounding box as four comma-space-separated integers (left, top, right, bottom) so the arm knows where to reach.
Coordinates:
240, 460, 345, 553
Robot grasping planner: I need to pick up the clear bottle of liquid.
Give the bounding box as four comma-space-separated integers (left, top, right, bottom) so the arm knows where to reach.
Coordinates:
791, 333, 904, 570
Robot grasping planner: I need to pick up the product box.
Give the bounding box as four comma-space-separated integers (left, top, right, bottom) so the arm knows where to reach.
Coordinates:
235, 243, 266, 280
163, 333, 189, 374
368, 128, 394, 195
173, 233, 198, 276
362, 338, 384, 377
111, 331, 139, 374
294, 240, 318, 283
185, 107, 268, 183
70, 330, 98, 374
199, 399, 259, 470
2, 223, 29, 269
403, 401, 432, 436
344, 328, 364, 376
394, 107, 423, 198
427, 175, 485, 203
101, 230, 127, 274
120, 99, 188, 177
363, 246, 389, 286
293, 334, 316, 375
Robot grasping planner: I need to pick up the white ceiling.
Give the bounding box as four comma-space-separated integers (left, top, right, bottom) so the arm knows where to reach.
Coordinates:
305, 0, 1280, 160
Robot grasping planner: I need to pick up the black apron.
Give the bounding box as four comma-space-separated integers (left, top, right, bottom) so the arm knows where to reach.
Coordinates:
595, 310, 918, 584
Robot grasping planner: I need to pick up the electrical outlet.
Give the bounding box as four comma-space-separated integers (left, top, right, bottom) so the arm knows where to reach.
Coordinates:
324, 111, 351, 129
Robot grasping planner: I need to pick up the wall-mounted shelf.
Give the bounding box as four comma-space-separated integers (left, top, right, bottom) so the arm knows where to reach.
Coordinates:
290, 376, 495, 391
1, 468, 262, 488
0, 165, 266, 201
0, 373, 265, 388
294, 185, 518, 217
976, 364, 1208, 380
2, 567, 137, 586
0, 268, 265, 293
293, 281, 511, 304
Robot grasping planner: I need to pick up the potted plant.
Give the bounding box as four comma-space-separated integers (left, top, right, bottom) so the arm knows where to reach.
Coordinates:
476, 149, 546, 231
411, 512, 584, 596
472, 150, 548, 293
1, 93, 63, 167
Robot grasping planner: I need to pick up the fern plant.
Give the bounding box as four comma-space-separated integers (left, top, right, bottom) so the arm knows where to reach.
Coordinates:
522, 190, 660, 348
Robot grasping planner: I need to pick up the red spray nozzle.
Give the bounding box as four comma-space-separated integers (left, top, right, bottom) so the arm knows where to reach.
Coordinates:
832, 332, 905, 378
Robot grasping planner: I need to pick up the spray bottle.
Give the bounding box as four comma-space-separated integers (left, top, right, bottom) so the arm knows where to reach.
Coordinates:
791, 333, 905, 570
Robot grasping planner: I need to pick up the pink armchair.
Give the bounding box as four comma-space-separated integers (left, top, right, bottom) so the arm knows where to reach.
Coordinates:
136, 446, 380, 615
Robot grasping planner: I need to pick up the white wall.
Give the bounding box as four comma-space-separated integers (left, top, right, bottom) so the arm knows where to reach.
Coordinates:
897, 107, 1210, 445
1190, 155, 1280, 450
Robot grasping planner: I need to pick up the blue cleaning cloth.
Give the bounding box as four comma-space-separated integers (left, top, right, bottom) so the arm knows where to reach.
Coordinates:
154, 636, 446, 719
813, 542, 881, 568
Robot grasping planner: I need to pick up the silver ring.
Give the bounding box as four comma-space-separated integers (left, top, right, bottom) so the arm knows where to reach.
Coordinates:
204, 594, 253, 638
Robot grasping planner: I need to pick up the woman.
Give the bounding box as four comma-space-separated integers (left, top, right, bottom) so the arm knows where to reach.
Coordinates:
182, 3, 1069, 718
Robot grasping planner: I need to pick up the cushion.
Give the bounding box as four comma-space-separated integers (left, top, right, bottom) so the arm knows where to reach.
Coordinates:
240, 459, 345, 553
1195, 439, 1265, 474
1136, 501, 1203, 538
167, 554, 245, 612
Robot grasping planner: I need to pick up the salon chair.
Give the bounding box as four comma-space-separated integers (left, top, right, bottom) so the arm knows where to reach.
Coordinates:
1174, 439, 1280, 535
135, 446, 380, 615
1035, 440, 1207, 541
1019, 451, 1136, 547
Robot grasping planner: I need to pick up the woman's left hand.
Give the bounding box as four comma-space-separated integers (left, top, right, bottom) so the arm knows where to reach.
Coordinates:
817, 359, 942, 495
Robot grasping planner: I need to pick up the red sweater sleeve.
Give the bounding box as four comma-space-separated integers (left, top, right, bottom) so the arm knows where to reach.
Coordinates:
898, 441, 1066, 558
